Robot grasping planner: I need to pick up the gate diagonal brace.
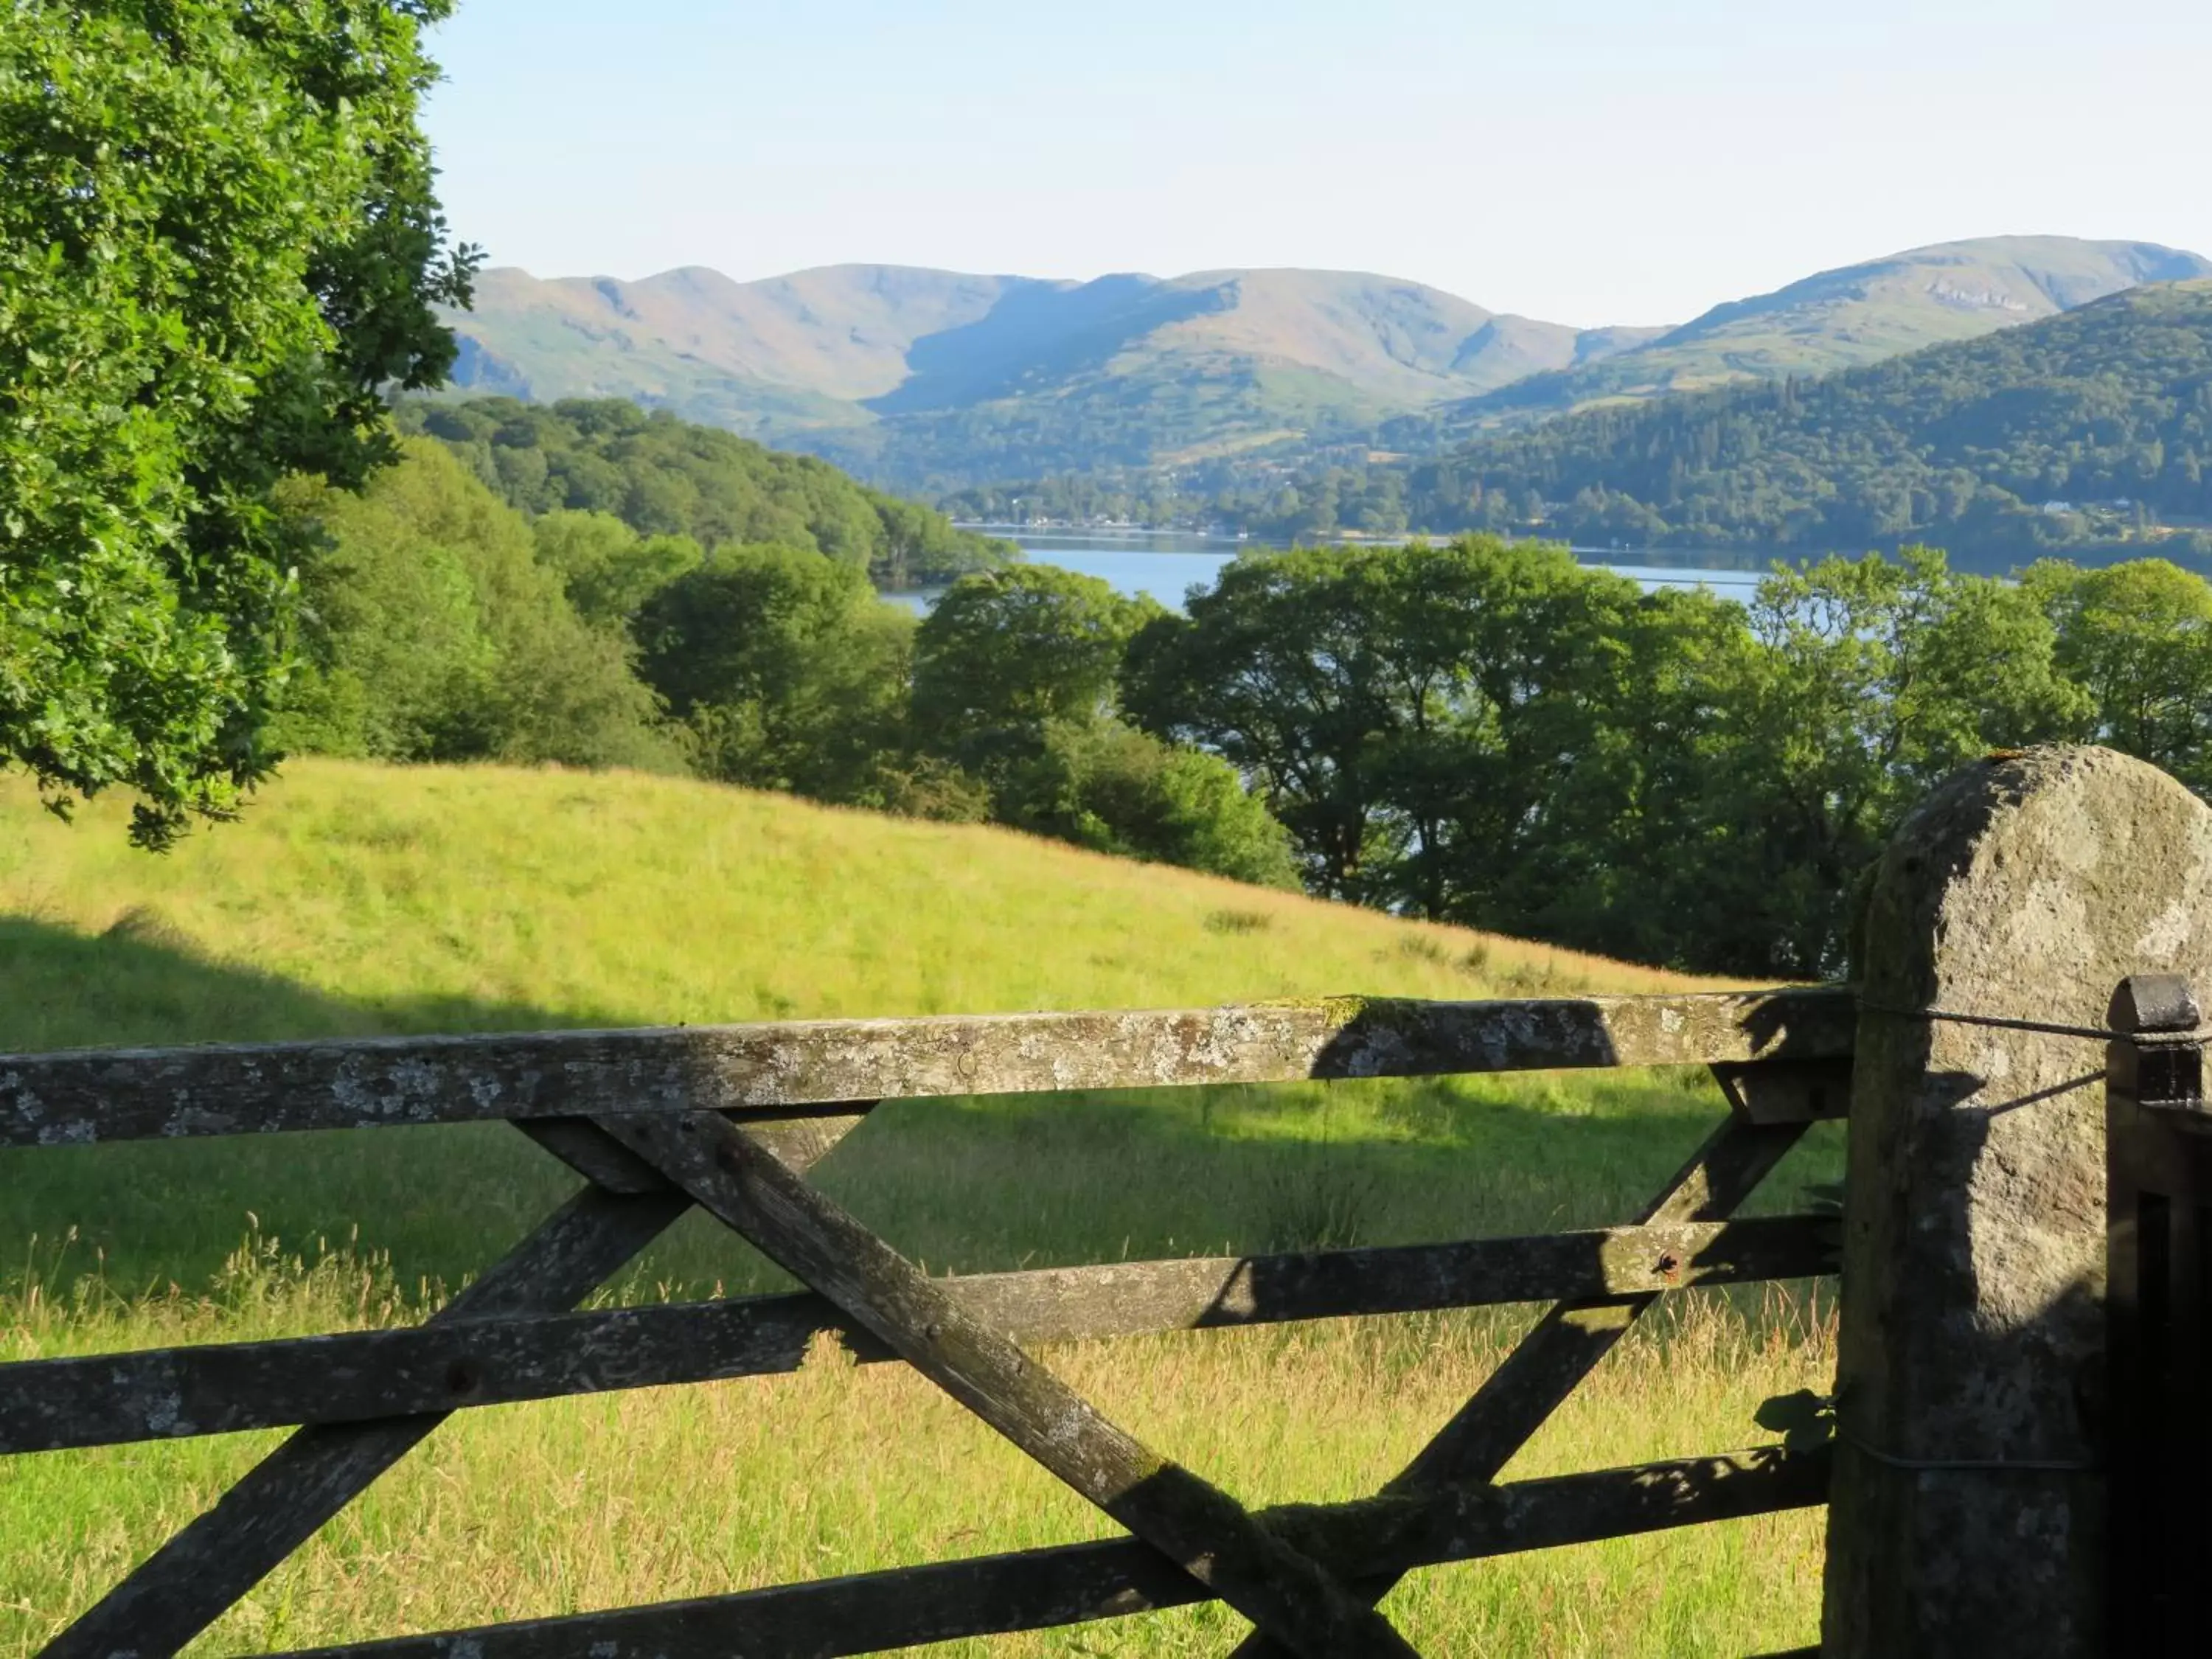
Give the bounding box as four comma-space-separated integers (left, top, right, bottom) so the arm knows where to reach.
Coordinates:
36, 1114, 864, 1659
1227, 1113, 1811, 1659
591, 1108, 1427, 1659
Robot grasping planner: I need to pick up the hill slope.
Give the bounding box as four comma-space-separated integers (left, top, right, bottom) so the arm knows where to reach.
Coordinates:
1405, 279, 2212, 563
442, 263, 1655, 486
1, 758, 1709, 1057
1430, 236, 2212, 433
447, 263, 1039, 423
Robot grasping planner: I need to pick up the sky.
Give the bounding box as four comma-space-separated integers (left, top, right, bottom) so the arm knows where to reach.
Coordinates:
420, 0, 2212, 328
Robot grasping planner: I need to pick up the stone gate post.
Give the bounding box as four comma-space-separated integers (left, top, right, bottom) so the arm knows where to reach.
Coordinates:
1823, 746, 2212, 1656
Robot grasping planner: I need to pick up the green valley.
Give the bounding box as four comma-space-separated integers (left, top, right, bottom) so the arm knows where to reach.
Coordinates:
10, 5, 2206, 1652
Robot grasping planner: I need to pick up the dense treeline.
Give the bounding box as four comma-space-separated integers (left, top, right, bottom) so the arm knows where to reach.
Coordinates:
268, 433, 1295, 887
400, 398, 1015, 589
1401, 282, 2212, 563
1126, 537, 2212, 975
943, 466, 1414, 543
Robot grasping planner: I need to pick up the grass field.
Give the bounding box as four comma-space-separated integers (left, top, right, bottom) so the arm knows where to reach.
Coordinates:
0, 759, 1838, 1655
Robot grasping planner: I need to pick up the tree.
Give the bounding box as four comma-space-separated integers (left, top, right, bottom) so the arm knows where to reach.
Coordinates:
1706, 548, 2089, 975
909, 564, 1291, 884
1475, 583, 1760, 967
2024, 557, 2212, 794
1123, 536, 1641, 911
1124, 536, 2113, 975
531, 510, 705, 631
1, 1, 478, 845
271, 441, 678, 772
911, 566, 1158, 759
633, 545, 913, 802
1015, 720, 1298, 888
1124, 546, 1405, 898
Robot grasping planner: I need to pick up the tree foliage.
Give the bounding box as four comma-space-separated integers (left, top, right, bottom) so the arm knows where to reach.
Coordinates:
908, 565, 1293, 886
403, 397, 1014, 589
1127, 536, 2135, 975
2023, 556, 2212, 793
1008, 719, 1298, 889
530, 510, 706, 631
271, 440, 678, 771
1692, 551, 2087, 972
912, 566, 1158, 749
0, 0, 476, 845
258, 407, 1291, 891
634, 544, 914, 803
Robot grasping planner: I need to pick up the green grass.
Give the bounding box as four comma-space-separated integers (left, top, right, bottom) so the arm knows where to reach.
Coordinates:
0, 759, 1836, 1655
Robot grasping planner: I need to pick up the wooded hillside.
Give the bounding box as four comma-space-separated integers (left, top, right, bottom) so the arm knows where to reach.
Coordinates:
400, 397, 1011, 588
1404, 282, 2212, 563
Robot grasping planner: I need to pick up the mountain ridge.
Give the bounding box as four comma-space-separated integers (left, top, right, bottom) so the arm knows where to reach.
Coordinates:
1430, 236, 2212, 434
447, 262, 1654, 419
439, 237, 2212, 490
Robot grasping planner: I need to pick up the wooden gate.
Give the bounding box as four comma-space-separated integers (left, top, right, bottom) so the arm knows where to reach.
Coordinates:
2, 988, 1852, 1657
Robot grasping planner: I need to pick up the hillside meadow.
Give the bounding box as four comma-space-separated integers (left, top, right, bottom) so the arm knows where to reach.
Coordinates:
0, 759, 1836, 1655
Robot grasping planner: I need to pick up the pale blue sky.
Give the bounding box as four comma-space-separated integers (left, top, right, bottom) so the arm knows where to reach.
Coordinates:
421, 0, 2212, 327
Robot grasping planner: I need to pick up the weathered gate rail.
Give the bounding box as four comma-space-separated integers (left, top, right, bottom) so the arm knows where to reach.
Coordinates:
4, 987, 1855, 1658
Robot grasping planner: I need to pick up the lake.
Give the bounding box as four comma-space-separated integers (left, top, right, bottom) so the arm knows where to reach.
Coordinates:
900, 529, 1774, 611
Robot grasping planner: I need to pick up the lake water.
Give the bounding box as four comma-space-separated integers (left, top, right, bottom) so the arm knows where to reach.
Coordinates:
905, 529, 1773, 611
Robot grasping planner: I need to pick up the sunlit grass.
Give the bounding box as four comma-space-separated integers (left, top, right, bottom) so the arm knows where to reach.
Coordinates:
0, 759, 1829, 1655
0, 757, 1711, 1053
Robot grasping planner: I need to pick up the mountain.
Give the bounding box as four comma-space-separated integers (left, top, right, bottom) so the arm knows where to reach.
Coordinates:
1419, 237, 2212, 435
440, 239, 2211, 491
1402, 279, 2212, 566
440, 265, 1657, 487
448, 263, 1034, 423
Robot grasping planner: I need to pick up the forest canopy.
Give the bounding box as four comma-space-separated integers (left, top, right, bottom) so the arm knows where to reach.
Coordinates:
265, 423, 1294, 890
400, 397, 1015, 589
1124, 536, 2212, 975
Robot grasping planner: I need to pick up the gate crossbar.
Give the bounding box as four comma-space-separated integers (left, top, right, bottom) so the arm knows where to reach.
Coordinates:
263, 1446, 1834, 1659
0, 988, 1854, 1146
1231, 1113, 1812, 1658
1, 1213, 1833, 1454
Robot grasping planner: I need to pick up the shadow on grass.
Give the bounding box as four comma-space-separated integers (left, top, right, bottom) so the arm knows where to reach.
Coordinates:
0, 917, 1843, 1312
0, 912, 632, 1053
0, 914, 620, 1302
